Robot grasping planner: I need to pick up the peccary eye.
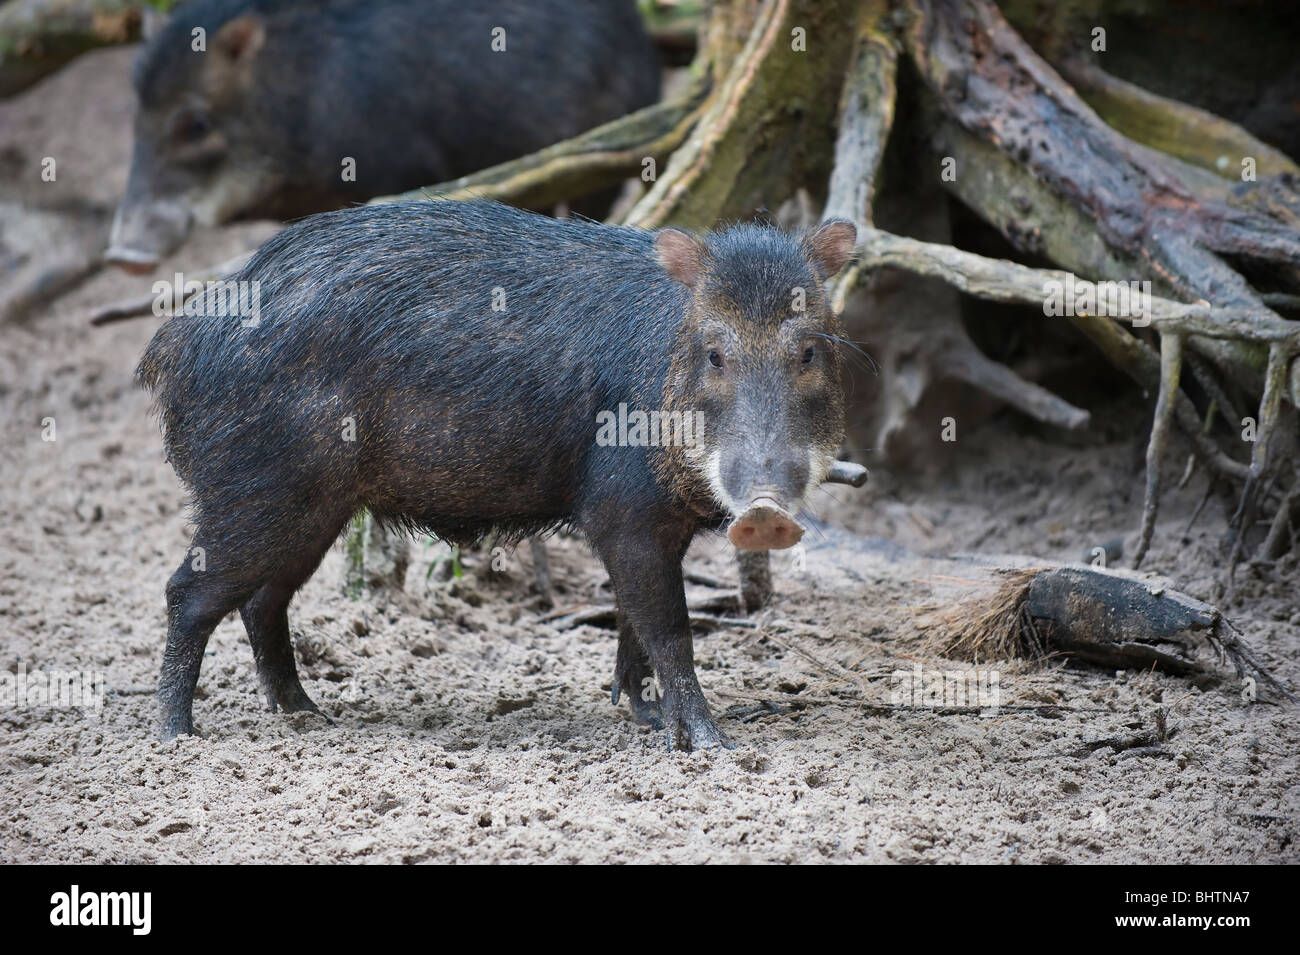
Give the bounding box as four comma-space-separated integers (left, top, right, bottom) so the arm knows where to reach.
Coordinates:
802, 345, 816, 364
708, 350, 723, 369
172, 110, 212, 143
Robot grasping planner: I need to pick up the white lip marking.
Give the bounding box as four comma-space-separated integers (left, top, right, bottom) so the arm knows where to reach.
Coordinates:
803, 449, 834, 509
705, 447, 741, 516
695, 446, 837, 521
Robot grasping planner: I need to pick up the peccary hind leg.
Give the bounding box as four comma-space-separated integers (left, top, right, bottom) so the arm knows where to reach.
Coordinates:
158, 548, 257, 740
239, 583, 326, 720
238, 515, 351, 721
158, 512, 348, 740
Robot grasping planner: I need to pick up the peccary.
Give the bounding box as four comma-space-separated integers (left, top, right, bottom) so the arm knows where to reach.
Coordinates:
138, 200, 856, 750
107, 0, 660, 271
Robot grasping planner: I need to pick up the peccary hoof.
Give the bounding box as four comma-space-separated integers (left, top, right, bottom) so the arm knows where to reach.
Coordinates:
158, 713, 195, 742
727, 499, 804, 551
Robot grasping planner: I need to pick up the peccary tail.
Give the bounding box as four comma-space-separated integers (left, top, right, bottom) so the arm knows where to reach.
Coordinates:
135, 319, 194, 481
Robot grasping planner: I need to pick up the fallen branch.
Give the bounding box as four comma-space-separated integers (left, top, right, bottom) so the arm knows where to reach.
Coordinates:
715, 687, 1089, 718
87, 252, 252, 326
542, 603, 756, 633
923, 564, 1293, 701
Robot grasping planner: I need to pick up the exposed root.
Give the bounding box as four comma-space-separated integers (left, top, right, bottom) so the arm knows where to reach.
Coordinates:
376, 74, 712, 212
1062, 58, 1300, 182
823, 0, 897, 310
836, 226, 1299, 561
626, 0, 858, 231
1133, 333, 1183, 568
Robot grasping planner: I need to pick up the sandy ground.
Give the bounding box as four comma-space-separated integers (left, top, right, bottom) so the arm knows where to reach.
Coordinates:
1, 47, 1297, 865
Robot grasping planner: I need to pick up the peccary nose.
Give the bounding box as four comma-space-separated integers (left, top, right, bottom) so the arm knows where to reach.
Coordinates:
727, 498, 805, 551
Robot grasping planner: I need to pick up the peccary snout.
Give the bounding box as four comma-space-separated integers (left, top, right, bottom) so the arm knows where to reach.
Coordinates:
106, 191, 193, 274
719, 449, 811, 548
727, 496, 805, 551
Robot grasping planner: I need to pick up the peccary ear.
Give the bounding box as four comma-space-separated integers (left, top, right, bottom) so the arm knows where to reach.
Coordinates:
214, 15, 266, 64
805, 219, 857, 278
654, 229, 708, 288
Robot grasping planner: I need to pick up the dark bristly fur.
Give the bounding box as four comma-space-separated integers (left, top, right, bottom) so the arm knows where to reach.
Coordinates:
112, 0, 659, 263
139, 199, 854, 751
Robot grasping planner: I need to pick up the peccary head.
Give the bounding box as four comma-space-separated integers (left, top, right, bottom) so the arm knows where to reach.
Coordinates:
655, 219, 857, 550
108, 14, 281, 272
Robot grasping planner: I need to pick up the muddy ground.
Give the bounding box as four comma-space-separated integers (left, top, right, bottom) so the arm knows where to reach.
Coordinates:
1, 47, 1296, 864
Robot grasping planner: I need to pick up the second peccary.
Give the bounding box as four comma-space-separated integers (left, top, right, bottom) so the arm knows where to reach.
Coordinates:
108, 0, 660, 271
138, 200, 856, 750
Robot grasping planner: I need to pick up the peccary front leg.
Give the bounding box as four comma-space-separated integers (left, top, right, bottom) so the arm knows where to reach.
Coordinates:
612, 610, 663, 730
594, 529, 733, 752
529, 538, 554, 609
737, 550, 773, 612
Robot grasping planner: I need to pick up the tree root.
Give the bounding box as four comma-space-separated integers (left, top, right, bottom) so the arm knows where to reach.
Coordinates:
1061, 58, 1300, 182
822, 0, 1300, 572
373, 72, 712, 212
841, 227, 1291, 493
1133, 333, 1182, 567
624, 0, 858, 230
823, 5, 1084, 431
822, 0, 897, 254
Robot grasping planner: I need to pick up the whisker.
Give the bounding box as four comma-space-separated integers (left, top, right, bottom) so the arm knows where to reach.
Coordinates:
814, 331, 879, 376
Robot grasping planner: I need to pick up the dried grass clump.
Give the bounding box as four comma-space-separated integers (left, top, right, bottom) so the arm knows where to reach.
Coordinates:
922, 568, 1046, 663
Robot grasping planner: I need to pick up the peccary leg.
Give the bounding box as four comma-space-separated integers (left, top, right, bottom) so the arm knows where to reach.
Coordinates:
158, 549, 258, 740
737, 550, 773, 612
611, 609, 664, 730
239, 583, 324, 720
529, 538, 554, 609
594, 528, 733, 752
239, 517, 350, 720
